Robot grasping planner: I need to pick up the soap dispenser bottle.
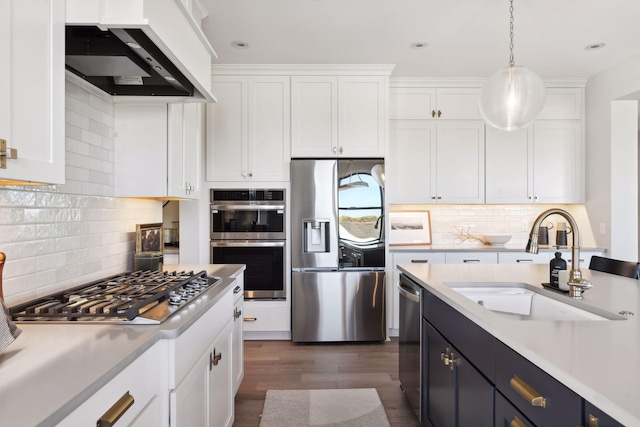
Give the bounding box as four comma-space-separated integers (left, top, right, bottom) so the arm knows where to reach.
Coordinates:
550, 251, 567, 288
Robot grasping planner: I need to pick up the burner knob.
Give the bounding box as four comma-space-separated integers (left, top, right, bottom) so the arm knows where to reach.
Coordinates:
169, 292, 182, 305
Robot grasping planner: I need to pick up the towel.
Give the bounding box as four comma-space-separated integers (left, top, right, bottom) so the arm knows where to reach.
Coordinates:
461, 288, 534, 316
0, 299, 21, 352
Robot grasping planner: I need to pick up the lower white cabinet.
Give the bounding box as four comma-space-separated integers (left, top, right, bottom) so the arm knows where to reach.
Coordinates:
243, 300, 291, 338
445, 251, 498, 264
232, 279, 245, 394
498, 252, 550, 264
58, 341, 169, 427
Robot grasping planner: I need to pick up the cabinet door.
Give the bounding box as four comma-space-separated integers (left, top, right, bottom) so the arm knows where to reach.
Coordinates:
338, 76, 386, 157
0, 0, 65, 184
232, 296, 244, 395
207, 77, 248, 181
425, 321, 456, 427
533, 120, 584, 203
436, 121, 485, 203
170, 347, 210, 427
168, 103, 202, 199
537, 88, 584, 120
247, 76, 290, 181
209, 320, 234, 427
485, 127, 534, 203
388, 120, 437, 204
435, 88, 482, 120
291, 76, 338, 158
389, 87, 436, 120
114, 104, 169, 197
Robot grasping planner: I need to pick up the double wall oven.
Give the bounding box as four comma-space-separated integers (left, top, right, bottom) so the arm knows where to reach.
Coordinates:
210, 189, 286, 299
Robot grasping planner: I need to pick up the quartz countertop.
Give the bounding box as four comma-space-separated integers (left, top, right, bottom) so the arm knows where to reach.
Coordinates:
0, 263, 245, 427
390, 243, 606, 252
398, 262, 639, 425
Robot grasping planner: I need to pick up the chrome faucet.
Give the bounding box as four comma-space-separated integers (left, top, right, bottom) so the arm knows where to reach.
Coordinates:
525, 208, 592, 299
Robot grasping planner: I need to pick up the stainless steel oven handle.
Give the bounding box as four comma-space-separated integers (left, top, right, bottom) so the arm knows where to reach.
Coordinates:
211, 204, 285, 211
396, 281, 420, 303
210, 241, 285, 248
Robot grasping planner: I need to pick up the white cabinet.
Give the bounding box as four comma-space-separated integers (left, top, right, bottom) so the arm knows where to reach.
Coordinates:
0, 0, 65, 184
115, 103, 203, 199
388, 120, 485, 204
498, 252, 551, 264
231, 278, 244, 395
557, 249, 605, 269
291, 76, 386, 158
207, 76, 290, 182
58, 341, 168, 427
537, 88, 584, 120
243, 300, 291, 339
389, 87, 482, 120
169, 288, 235, 427
445, 252, 498, 264
532, 120, 584, 203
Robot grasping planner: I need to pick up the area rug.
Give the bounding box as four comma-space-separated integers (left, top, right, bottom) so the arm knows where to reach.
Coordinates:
259, 388, 391, 427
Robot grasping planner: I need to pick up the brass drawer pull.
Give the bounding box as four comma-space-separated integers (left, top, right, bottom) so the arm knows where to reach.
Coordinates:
244, 317, 257, 322
588, 413, 599, 427
97, 391, 134, 427
510, 375, 547, 408
510, 416, 527, 427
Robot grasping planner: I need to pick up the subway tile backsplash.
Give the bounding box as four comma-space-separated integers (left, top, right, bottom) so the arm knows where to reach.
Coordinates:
0, 78, 161, 305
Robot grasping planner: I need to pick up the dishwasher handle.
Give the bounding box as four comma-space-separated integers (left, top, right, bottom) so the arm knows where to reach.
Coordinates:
396, 281, 420, 303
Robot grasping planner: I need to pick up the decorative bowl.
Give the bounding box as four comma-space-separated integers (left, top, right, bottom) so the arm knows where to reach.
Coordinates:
480, 234, 512, 246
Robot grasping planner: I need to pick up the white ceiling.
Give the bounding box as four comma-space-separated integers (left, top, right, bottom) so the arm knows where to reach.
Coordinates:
200, 0, 640, 78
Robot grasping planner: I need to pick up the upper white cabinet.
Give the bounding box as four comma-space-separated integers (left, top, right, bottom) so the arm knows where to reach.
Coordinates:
207, 76, 291, 182
115, 103, 203, 199
388, 120, 485, 204
536, 88, 584, 120
389, 86, 482, 120
0, 0, 65, 184
291, 76, 386, 158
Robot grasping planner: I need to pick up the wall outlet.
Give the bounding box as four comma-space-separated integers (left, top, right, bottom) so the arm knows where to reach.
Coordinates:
599, 223, 606, 235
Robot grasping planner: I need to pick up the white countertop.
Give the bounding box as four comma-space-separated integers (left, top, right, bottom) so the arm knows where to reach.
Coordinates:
398, 262, 640, 425
390, 244, 606, 252
0, 264, 245, 427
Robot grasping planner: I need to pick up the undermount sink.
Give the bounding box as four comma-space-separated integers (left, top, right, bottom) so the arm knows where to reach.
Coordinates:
445, 282, 627, 321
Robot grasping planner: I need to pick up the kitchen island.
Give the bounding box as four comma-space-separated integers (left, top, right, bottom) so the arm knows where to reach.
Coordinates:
399, 262, 640, 426
0, 264, 245, 427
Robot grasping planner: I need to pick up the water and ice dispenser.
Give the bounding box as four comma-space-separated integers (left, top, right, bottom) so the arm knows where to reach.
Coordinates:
303, 219, 330, 253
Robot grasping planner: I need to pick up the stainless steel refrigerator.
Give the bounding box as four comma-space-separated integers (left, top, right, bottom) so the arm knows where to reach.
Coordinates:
291, 159, 386, 342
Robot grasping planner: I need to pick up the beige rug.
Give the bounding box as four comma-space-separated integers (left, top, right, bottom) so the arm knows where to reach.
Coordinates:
259, 388, 391, 427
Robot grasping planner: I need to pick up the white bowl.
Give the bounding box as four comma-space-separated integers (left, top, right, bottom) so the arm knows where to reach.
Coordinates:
480, 234, 512, 246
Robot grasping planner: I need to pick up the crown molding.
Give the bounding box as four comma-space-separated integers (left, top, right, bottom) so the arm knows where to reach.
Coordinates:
211, 64, 396, 76
390, 76, 588, 88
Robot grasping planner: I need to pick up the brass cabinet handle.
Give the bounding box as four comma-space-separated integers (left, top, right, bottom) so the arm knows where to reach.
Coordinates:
97, 391, 135, 427
431, 110, 436, 118
0, 139, 18, 170
437, 110, 442, 118
588, 413, 599, 427
510, 375, 547, 408
510, 416, 527, 427
244, 317, 257, 322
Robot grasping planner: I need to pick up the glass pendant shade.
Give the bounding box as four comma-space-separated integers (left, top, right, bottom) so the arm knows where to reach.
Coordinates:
479, 66, 546, 131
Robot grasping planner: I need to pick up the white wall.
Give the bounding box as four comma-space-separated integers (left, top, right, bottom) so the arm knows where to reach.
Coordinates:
0, 77, 161, 305
585, 52, 640, 261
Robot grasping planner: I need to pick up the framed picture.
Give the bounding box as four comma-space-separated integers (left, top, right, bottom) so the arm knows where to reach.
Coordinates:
388, 210, 432, 245
136, 223, 164, 254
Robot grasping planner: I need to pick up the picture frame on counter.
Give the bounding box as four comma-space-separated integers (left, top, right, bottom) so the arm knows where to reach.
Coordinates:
136, 223, 164, 254
389, 210, 432, 245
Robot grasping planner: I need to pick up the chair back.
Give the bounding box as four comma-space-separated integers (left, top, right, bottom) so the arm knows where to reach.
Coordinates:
588, 255, 640, 279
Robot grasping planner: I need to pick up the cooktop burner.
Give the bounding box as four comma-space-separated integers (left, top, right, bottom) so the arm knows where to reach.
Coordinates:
10, 270, 223, 324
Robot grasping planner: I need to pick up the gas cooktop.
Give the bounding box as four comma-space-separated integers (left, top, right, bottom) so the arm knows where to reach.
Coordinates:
10, 270, 222, 324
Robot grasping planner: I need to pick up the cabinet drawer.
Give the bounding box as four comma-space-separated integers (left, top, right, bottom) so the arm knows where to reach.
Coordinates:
422, 288, 495, 380
445, 252, 498, 264
498, 252, 550, 264
495, 341, 581, 427
58, 341, 166, 427
495, 391, 535, 427
243, 301, 290, 332
393, 251, 446, 267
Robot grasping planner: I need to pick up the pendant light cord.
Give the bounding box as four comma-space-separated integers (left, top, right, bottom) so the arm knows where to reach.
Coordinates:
509, 0, 515, 67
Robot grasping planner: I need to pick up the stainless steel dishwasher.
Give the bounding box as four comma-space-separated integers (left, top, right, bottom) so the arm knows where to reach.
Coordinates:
398, 273, 422, 420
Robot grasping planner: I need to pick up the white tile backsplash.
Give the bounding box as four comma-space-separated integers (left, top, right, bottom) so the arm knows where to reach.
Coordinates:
0, 78, 161, 306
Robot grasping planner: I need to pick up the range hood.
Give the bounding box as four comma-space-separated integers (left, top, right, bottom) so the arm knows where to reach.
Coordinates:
66, 0, 217, 102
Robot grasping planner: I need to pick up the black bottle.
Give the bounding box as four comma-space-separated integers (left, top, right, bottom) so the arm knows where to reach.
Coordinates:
550, 251, 567, 287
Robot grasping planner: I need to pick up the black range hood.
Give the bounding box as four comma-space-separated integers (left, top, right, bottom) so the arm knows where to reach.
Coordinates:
65, 26, 195, 97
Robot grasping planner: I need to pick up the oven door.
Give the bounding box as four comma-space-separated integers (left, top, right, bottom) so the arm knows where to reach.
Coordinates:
210, 240, 286, 299
210, 204, 285, 240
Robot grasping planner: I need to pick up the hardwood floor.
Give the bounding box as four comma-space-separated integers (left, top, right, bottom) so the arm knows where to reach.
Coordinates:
233, 338, 422, 427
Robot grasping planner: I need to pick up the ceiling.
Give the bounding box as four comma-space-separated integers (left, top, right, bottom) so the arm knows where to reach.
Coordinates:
200, 0, 640, 79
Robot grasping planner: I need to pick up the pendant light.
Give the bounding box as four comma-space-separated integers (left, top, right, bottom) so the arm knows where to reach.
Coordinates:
479, 0, 546, 131
339, 161, 369, 191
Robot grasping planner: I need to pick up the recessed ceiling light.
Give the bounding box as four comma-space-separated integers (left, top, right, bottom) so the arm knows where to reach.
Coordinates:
585, 43, 606, 51
231, 41, 249, 49
126, 42, 141, 49
410, 42, 428, 49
